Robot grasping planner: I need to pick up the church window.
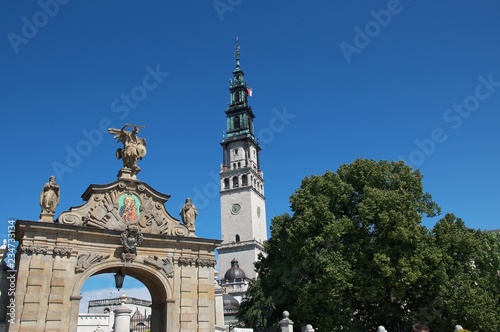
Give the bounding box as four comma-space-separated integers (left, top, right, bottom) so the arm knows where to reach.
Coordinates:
237, 162, 241, 168
242, 175, 248, 186
233, 176, 239, 188
233, 148, 238, 155
235, 234, 240, 242
233, 116, 240, 129
224, 178, 229, 189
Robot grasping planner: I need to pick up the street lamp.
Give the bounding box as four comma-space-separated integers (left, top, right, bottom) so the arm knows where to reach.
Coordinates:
114, 270, 125, 291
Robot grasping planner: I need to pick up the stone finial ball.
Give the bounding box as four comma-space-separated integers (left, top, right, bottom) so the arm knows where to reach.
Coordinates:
282, 311, 289, 318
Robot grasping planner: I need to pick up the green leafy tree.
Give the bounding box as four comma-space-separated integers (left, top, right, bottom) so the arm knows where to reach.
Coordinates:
428, 214, 500, 331
244, 159, 441, 331
240, 159, 500, 331
236, 278, 276, 329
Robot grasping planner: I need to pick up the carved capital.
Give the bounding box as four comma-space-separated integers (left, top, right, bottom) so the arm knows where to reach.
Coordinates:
177, 257, 195, 266
52, 247, 72, 257
196, 258, 216, 268
20, 245, 48, 255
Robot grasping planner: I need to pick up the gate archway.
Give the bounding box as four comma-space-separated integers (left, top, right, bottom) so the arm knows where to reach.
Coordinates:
12, 176, 221, 332
73, 260, 172, 331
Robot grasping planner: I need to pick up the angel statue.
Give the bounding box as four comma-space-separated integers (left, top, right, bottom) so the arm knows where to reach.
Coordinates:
108, 124, 147, 172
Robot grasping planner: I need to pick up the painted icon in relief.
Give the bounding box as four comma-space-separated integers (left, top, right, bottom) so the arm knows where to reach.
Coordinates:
118, 194, 140, 223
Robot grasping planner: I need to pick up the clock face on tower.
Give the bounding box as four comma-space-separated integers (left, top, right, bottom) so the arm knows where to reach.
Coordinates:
231, 203, 241, 215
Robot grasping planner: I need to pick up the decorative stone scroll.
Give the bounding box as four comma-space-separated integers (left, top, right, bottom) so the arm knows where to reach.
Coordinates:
57, 179, 191, 237
144, 255, 174, 277
20, 245, 48, 255
75, 252, 110, 273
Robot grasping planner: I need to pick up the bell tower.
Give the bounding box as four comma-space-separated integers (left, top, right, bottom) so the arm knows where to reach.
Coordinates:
218, 39, 267, 281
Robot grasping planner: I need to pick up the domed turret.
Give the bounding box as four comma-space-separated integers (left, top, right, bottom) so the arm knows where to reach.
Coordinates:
224, 258, 246, 280
223, 293, 240, 310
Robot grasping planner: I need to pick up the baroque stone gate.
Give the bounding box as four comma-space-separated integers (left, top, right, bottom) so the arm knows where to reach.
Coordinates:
10, 125, 222, 331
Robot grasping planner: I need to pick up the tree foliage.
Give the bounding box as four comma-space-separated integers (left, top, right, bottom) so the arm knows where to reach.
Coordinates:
238, 159, 500, 331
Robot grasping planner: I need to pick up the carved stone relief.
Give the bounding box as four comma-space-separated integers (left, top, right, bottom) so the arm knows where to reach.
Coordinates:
144, 255, 174, 277
75, 252, 110, 273
58, 180, 190, 237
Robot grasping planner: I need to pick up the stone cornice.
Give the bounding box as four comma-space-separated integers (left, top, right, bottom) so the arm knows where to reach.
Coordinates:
15, 220, 221, 253
217, 239, 265, 252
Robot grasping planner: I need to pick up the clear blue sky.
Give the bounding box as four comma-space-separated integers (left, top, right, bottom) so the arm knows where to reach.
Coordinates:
1, 1, 499, 308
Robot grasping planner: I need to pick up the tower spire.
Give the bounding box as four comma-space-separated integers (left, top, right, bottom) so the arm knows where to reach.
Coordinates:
235, 37, 240, 68
218, 40, 268, 285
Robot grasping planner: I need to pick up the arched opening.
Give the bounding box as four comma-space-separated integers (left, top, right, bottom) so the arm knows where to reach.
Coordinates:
223, 178, 229, 189
241, 174, 248, 186
78, 273, 152, 332
235, 234, 240, 243
80, 273, 152, 331
232, 176, 239, 188
71, 263, 172, 332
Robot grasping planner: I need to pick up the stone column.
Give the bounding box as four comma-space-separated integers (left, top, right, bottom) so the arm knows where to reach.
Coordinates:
113, 294, 132, 332
279, 311, 294, 332
214, 271, 225, 330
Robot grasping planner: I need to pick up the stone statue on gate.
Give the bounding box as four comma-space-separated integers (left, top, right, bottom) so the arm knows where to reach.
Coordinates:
108, 124, 147, 176
39, 176, 60, 221
180, 197, 197, 231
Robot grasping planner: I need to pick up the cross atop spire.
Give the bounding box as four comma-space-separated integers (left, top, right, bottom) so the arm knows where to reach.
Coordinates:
235, 37, 241, 68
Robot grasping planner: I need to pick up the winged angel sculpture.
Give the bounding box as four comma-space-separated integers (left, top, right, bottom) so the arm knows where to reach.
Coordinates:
108, 124, 147, 172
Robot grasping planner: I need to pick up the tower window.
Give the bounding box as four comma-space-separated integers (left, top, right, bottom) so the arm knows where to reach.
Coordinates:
224, 178, 229, 189
233, 176, 239, 188
233, 149, 238, 155
237, 162, 241, 168
242, 175, 248, 186
233, 116, 240, 129
235, 234, 240, 242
